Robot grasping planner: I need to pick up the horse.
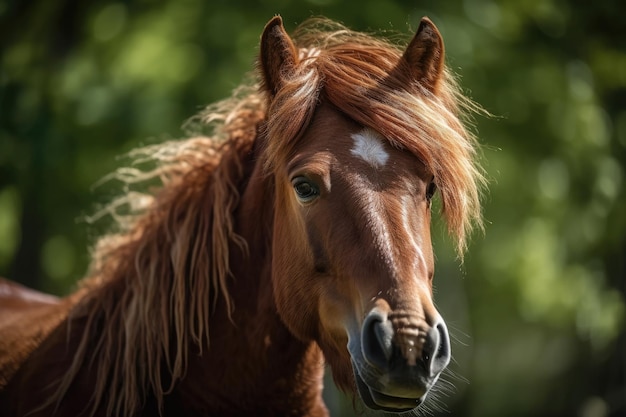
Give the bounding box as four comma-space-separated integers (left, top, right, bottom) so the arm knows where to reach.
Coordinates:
0, 15, 484, 416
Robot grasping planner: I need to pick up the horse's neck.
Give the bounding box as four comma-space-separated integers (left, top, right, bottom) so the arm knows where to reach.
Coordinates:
173, 159, 328, 417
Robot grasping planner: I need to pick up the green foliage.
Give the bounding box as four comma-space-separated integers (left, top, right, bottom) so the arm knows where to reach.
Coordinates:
1, 0, 624, 415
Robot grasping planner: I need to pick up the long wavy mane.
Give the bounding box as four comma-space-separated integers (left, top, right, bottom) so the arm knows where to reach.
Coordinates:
46, 87, 266, 415
48, 17, 484, 416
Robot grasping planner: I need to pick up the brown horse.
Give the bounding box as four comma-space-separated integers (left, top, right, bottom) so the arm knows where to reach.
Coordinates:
0, 15, 484, 416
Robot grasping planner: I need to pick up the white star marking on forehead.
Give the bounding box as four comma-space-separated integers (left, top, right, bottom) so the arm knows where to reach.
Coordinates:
350, 128, 389, 168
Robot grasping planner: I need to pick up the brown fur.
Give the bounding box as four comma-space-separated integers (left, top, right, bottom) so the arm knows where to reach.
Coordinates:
0, 279, 72, 389
0, 16, 484, 417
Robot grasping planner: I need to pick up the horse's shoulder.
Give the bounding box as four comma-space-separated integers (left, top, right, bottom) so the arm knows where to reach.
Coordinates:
0, 278, 72, 391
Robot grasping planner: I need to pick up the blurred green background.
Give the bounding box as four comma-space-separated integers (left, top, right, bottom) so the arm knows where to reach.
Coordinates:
1, 0, 624, 416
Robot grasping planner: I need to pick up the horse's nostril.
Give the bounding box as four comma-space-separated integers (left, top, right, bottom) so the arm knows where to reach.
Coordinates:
362, 314, 394, 369
423, 321, 451, 376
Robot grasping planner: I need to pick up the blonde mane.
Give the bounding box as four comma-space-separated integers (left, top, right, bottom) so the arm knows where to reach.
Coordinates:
49, 18, 484, 416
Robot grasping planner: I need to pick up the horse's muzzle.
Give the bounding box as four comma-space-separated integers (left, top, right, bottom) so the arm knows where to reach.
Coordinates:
349, 307, 451, 412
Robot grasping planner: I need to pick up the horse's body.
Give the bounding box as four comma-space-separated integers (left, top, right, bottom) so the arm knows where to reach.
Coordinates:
0, 16, 484, 416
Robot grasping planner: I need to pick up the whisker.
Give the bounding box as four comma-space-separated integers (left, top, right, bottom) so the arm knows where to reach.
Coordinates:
446, 322, 472, 348
442, 366, 469, 385
434, 379, 457, 396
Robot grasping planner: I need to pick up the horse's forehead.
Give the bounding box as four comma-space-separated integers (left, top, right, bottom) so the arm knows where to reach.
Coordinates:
294, 102, 423, 179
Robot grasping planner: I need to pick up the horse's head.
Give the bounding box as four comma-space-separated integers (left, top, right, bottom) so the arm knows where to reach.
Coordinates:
259, 16, 480, 413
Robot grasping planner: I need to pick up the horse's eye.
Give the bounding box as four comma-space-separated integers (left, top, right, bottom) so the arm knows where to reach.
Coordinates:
426, 180, 437, 201
292, 177, 320, 203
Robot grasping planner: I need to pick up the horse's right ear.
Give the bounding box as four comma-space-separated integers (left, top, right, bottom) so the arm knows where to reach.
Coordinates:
259, 16, 298, 97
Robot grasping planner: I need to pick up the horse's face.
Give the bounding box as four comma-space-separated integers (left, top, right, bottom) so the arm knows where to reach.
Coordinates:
270, 102, 448, 412
261, 17, 452, 413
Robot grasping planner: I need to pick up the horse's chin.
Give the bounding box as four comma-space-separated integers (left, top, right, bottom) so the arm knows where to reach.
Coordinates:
352, 366, 424, 413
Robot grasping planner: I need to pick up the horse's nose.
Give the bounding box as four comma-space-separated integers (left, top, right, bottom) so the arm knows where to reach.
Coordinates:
362, 312, 451, 377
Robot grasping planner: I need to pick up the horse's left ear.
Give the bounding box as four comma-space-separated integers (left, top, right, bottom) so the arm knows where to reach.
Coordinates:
401, 17, 445, 93
260, 16, 299, 97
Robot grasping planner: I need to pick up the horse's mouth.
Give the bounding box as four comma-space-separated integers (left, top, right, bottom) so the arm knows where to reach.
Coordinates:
353, 367, 423, 412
